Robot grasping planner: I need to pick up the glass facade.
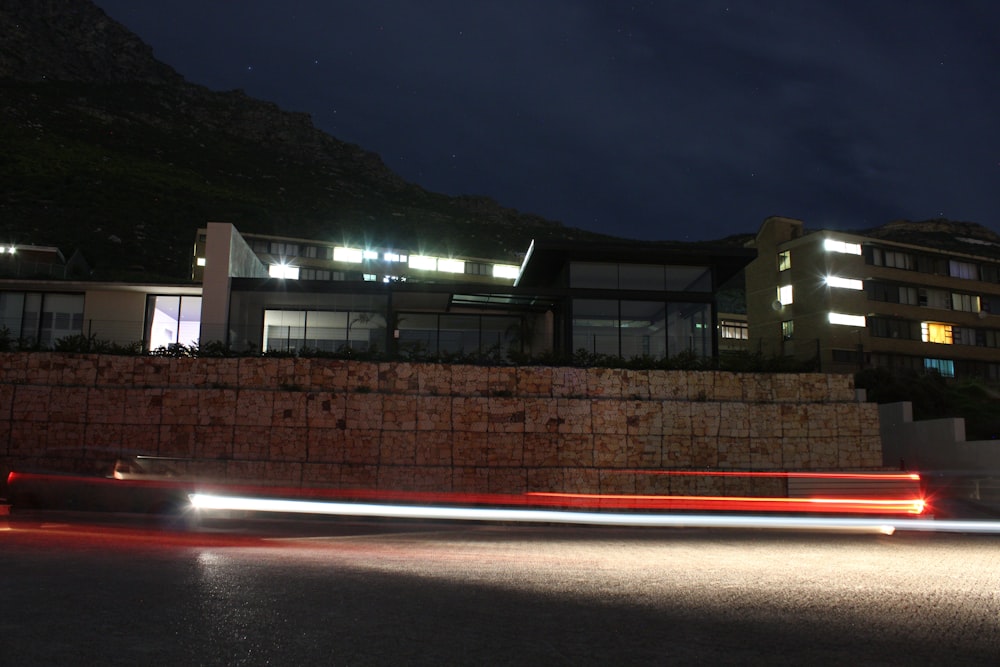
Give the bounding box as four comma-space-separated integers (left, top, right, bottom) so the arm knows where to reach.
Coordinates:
572, 299, 711, 360
147, 295, 202, 350
0, 291, 83, 346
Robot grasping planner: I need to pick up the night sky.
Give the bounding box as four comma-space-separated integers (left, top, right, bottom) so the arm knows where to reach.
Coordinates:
91, 1, 999, 242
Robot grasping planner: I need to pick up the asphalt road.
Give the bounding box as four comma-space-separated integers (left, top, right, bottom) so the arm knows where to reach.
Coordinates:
2, 512, 999, 666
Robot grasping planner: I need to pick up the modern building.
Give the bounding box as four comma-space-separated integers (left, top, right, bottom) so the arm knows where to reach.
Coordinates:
746, 216, 1000, 379
1, 222, 755, 363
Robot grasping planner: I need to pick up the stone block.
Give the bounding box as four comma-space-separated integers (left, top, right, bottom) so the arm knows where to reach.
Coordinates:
451, 365, 488, 397
557, 434, 594, 466
523, 433, 561, 467
347, 362, 379, 393
308, 359, 350, 391
516, 366, 553, 397
341, 429, 380, 464
345, 393, 383, 430
599, 469, 637, 494
626, 400, 662, 436
689, 402, 721, 438
716, 437, 751, 469
593, 433, 629, 468
306, 392, 346, 429
556, 398, 591, 434
662, 433, 694, 468
11, 385, 51, 422
272, 390, 309, 427
269, 426, 308, 461
523, 397, 558, 433
748, 403, 782, 439
380, 394, 417, 431
551, 367, 588, 398
719, 402, 750, 439
526, 466, 563, 492
380, 362, 419, 394
451, 396, 488, 433
157, 424, 197, 458
307, 427, 347, 463
452, 432, 489, 467
124, 389, 165, 425
590, 399, 627, 435
196, 389, 236, 427
487, 432, 524, 466
302, 462, 342, 487
488, 366, 518, 397
452, 466, 489, 493
415, 430, 452, 466
487, 396, 525, 433
648, 371, 688, 400
563, 468, 601, 494
587, 368, 623, 399
338, 464, 378, 490
487, 467, 527, 494
381, 429, 417, 465
689, 435, 719, 468
232, 424, 270, 460
417, 363, 452, 396
417, 395, 451, 431
195, 425, 235, 460
712, 371, 743, 401
620, 369, 650, 400
160, 388, 200, 425
625, 434, 662, 468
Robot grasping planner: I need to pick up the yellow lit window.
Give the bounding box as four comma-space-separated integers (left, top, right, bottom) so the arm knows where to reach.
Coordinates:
778, 284, 793, 305
921, 322, 953, 344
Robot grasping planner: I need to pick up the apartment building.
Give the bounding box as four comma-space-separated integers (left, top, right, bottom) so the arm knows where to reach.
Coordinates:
746, 216, 1000, 379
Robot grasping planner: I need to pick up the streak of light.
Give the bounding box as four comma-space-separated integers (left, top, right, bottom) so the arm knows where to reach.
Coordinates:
189, 493, 1000, 534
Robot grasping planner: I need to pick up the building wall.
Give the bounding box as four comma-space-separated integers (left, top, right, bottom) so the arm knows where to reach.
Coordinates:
748, 216, 1000, 378
879, 401, 1000, 471
0, 353, 883, 497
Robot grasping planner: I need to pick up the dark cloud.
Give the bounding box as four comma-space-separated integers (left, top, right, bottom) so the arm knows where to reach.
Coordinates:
93, 0, 1000, 240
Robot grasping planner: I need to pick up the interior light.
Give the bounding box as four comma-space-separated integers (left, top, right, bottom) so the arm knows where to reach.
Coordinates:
493, 264, 519, 279
826, 276, 863, 290
437, 258, 465, 273
333, 246, 363, 263
409, 255, 437, 270
362, 250, 379, 260
384, 252, 400, 262
269, 264, 300, 279
196, 257, 206, 267
823, 238, 862, 255
778, 284, 794, 305
829, 312, 865, 326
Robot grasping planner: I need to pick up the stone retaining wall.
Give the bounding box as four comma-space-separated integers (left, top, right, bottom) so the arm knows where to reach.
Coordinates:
0, 353, 882, 497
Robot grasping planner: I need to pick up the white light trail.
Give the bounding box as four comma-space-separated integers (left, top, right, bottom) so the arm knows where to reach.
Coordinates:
187, 494, 1000, 534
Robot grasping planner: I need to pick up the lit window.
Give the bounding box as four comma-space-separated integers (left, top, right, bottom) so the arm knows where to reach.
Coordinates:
333, 247, 363, 263
826, 276, 863, 290
269, 264, 299, 279
437, 258, 465, 273
493, 264, 520, 280
384, 252, 401, 262
823, 238, 862, 255
720, 319, 748, 340
924, 358, 955, 377
363, 250, 379, 260
952, 293, 981, 313
921, 322, 953, 344
782, 320, 794, 340
196, 257, 206, 267
363, 273, 378, 281
949, 260, 978, 280
409, 255, 437, 270
829, 312, 866, 326
778, 251, 791, 271
778, 284, 794, 305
